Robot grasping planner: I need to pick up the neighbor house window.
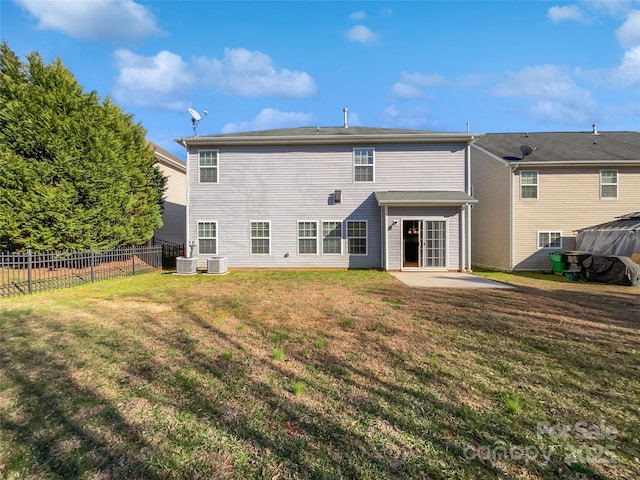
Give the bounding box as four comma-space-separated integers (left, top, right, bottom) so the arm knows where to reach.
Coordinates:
520, 170, 538, 199
298, 221, 318, 254
199, 150, 218, 183
537, 231, 562, 249
600, 170, 618, 199
347, 221, 367, 255
354, 148, 374, 182
198, 221, 217, 254
322, 221, 342, 254
250, 221, 270, 255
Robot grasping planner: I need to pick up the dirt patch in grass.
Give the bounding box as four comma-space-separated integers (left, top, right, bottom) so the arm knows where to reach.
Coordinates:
1, 270, 638, 479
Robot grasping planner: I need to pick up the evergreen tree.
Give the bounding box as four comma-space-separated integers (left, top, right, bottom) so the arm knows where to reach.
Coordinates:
0, 42, 165, 251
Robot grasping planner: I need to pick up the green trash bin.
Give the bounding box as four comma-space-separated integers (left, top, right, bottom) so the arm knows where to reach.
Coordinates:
549, 253, 565, 273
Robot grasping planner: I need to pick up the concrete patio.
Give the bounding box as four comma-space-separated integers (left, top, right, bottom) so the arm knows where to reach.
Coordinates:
390, 272, 514, 289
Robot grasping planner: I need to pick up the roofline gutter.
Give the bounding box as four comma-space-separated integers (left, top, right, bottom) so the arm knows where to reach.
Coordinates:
376, 199, 479, 207
176, 133, 483, 148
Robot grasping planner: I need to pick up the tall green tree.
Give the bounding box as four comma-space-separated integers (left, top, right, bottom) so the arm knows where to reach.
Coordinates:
0, 42, 165, 251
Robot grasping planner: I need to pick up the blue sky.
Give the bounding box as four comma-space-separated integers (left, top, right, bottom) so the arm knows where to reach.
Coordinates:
2, 1, 639, 158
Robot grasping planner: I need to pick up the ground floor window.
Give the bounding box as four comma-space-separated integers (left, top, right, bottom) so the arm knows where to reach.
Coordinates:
347, 221, 367, 255
538, 231, 562, 249
198, 221, 217, 254
298, 221, 318, 254
251, 221, 270, 254
322, 221, 342, 254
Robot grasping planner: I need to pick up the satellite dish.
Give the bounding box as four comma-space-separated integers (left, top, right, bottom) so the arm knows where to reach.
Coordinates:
188, 107, 201, 122
520, 144, 534, 159
187, 108, 208, 137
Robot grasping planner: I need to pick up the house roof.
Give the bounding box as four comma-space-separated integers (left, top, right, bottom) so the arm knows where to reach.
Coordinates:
473, 131, 640, 166
148, 141, 186, 173
177, 126, 481, 147
576, 212, 640, 232
374, 191, 478, 206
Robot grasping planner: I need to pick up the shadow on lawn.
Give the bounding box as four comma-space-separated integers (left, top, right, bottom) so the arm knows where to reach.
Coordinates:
0, 310, 164, 479
2, 274, 636, 479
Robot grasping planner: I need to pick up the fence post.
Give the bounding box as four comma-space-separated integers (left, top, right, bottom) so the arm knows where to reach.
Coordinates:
90, 248, 95, 282
132, 247, 136, 275
27, 249, 33, 294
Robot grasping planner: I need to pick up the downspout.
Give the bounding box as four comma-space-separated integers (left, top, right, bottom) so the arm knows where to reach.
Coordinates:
182, 140, 190, 257
466, 142, 472, 272
383, 206, 389, 270
509, 164, 518, 271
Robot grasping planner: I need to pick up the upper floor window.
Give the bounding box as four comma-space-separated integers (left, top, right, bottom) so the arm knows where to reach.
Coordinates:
538, 231, 562, 249
520, 170, 538, 199
322, 221, 342, 254
347, 221, 367, 255
600, 170, 618, 199
298, 221, 318, 255
199, 150, 218, 183
250, 221, 270, 255
198, 221, 217, 254
353, 148, 374, 182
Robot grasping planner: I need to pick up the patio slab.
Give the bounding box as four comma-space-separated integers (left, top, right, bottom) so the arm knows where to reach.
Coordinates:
390, 272, 514, 289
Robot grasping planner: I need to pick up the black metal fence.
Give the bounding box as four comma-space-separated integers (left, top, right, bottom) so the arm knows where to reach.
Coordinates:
152, 238, 186, 269
1, 246, 164, 298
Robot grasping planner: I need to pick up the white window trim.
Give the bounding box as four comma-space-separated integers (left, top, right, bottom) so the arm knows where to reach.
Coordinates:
297, 220, 319, 255
347, 220, 368, 256
537, 230, 563, 250
198, 149, 219, 184
599, 169, 618, 200
321, 220, 343, 255
353, 147, 375, 183
250, 220, 271, 256
520, 170, 538, 200
197, 220, 218, 255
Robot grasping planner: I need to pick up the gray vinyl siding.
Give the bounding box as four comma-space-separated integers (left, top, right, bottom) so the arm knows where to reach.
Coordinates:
154, 201, 186, 244
386, 207, 461, 271
188, 144, 467, 268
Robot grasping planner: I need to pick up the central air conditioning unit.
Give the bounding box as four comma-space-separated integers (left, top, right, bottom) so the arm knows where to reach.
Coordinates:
176, 256, 198, 274
207, 256, 228, 275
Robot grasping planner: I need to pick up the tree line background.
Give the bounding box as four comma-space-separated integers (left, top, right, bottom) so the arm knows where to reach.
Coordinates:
0, 42, 166, 252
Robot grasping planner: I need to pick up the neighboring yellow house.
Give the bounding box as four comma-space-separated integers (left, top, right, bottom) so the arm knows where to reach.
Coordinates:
149, 142, 186, 245
471, 129, 640, 271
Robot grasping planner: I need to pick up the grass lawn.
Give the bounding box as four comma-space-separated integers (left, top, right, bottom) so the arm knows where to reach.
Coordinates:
1, 270, 639, 479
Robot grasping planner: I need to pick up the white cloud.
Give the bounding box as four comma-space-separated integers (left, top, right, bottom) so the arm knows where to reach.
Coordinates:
194, 48, 317, 97
390, 72, 446, 99
493, 65, 597, 124
15, 0, 164, 44
113, 50, 195, 110
381, 105, 440, 130
112, 48, 317, 110
350, 11, 367, 20
611, 45, 640, 87
616, 10, 640, 48
347, 25, 378, 45
221, 108, 316, 133
547, 5, 590, 23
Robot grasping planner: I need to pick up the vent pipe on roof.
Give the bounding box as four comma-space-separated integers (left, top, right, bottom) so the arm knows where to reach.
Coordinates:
343, 107, 349, 128
592, 123, 598, 135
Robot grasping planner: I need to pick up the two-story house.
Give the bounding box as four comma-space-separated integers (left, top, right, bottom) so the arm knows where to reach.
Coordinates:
177, 125, 479, 271
471, 129, 640, 271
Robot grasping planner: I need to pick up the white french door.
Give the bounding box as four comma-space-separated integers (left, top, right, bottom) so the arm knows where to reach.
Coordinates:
402, 219, 447, 269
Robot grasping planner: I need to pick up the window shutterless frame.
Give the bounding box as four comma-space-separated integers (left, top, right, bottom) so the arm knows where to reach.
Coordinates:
520, 170, 538, 199
346, 220, 367, 255
297, 221, 318, 255
321, 221, 343, 255
599, 169, 618, 199
537, 231, 562, 249
198, 149, 219, 183
197, 221, 218, 254
250, 221, 271, 255
353, 147, 374, 182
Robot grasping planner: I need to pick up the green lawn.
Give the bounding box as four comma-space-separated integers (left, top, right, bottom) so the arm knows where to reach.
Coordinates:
1, 270, 638, 479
